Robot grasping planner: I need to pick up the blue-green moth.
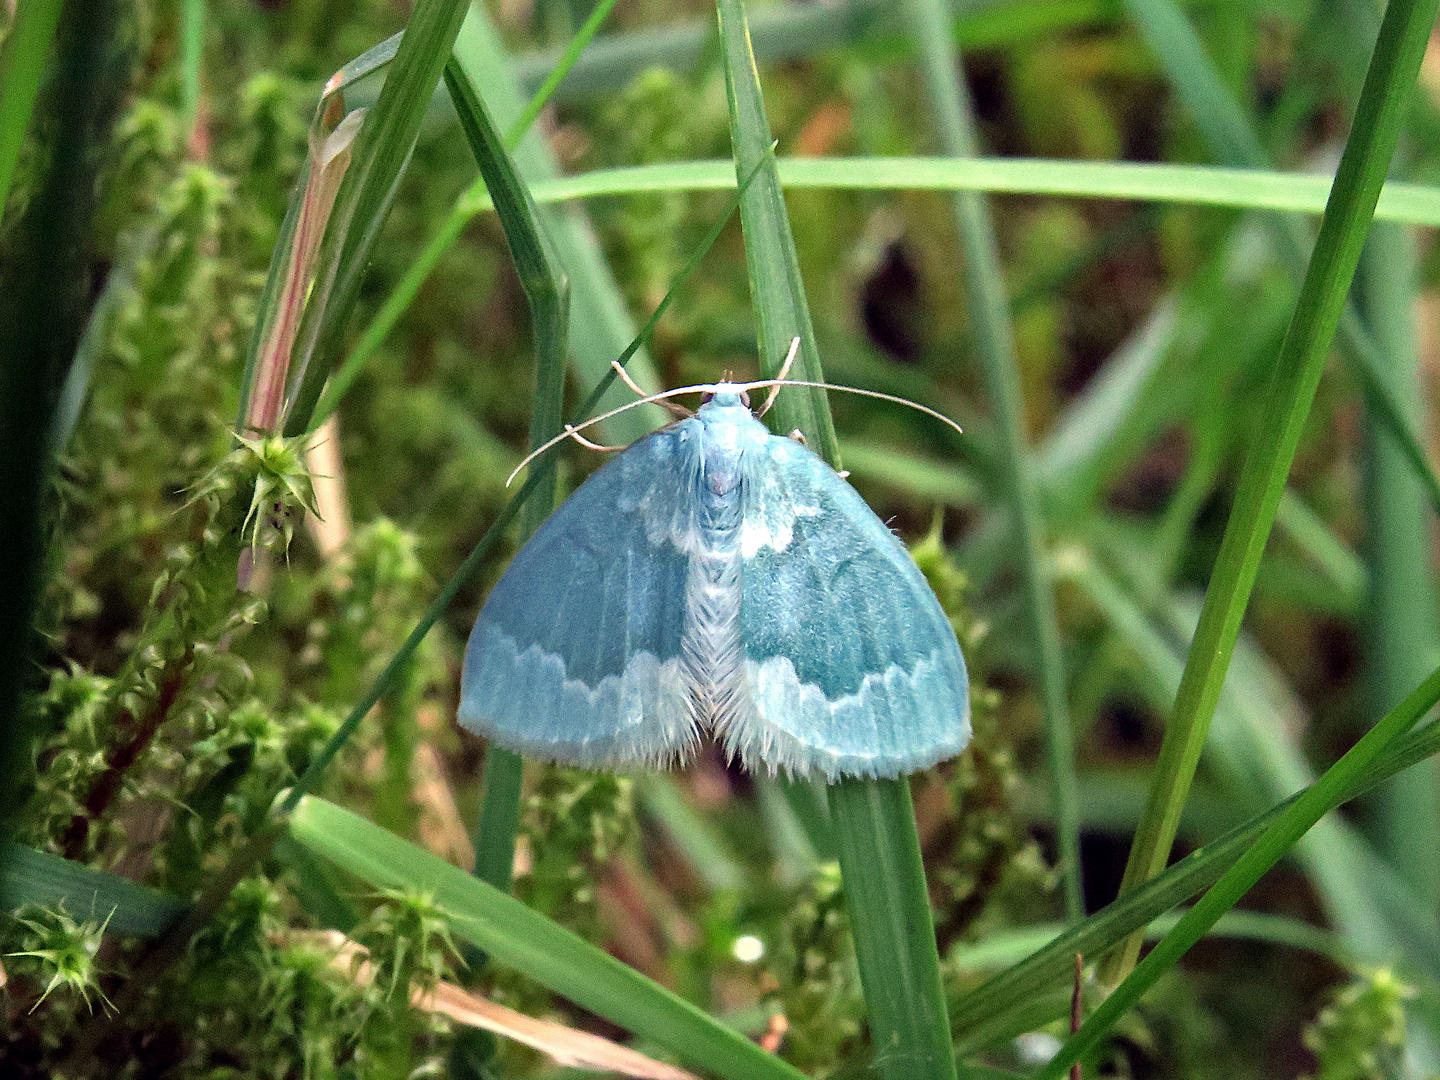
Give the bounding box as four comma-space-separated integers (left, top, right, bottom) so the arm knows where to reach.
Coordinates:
459, 377, 970, 780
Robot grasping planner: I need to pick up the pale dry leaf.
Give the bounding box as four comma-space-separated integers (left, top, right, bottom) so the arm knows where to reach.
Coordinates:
302, 932, 697, 1080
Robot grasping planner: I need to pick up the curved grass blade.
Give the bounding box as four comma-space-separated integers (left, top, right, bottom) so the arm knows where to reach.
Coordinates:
441, 51, 569, 895
279, 0, 473, 435
310, 0, 626, 429
288, 795, 809, 1080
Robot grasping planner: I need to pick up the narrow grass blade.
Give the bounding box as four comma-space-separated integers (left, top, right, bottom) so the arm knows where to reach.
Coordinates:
288, 795, 809, 1080
459, 157, 1440, 227
636, 777, 744, 893
1357, 225, 1440, 899
280, 0, 473, 434
504, 0, 622, 147
903, 0, 1082, 921
1104, 0, 1440, 982
715, 3, 952, 1079
1, 843, 189, 939
1038, 663, 1440, 1079
0, 0, 64, 218
179, 0, 205, 135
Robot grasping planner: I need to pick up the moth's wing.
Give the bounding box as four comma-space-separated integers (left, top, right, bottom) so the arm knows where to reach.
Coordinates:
726, 436, 970, 779
459, 423, 706, 768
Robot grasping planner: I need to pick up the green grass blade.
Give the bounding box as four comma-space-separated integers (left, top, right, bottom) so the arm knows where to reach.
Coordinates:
311, 0, 626, 430
441, 52, 571, 894
0, 0, 64, 218
827, 779, 957, 1079
1038, 663, 1440, 1079
288, 795, 809, 1080
504, 0, 621, 147
1, 843, 190, 938
179, 0, 205, 135
716, 3, 834, 452
1357, 223, 1440, 898
715, 3, 952, 1079
903, 0, 1082, 922
1105, 0, 1440, 982
461, 156, 1440, 225
637, 777, 745, 893
280, 0, 473, 434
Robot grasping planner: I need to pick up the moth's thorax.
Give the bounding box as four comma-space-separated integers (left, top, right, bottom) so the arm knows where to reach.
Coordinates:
692, 395, 770, 499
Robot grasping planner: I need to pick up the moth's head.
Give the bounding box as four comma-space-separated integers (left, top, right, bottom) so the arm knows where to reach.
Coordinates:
698, 383, 752, 412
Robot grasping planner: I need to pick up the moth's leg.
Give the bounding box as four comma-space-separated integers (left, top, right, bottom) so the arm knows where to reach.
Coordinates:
786, 429, 806, 445
564, 424, 624, 453
612, 360, 692, 418
756, 336, 802, 418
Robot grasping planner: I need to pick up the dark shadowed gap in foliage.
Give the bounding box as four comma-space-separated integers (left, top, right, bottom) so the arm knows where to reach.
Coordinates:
0, 0, 130, 848
1107, 426, 1192, 516
860, 239, 925, 363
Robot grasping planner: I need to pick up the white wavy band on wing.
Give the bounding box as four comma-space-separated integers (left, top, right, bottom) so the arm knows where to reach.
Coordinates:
461, 623, 698, 768
722, 652, 972, 780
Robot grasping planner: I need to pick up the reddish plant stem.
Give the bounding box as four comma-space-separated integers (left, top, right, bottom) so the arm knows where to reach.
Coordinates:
60, 662, 189, 859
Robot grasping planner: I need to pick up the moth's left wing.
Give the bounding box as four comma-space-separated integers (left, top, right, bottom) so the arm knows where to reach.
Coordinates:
725, 435, 970, 779
460, 424, 704, 768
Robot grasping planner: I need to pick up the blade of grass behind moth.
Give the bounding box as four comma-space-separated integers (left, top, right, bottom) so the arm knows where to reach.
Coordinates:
1356, 222, 1440, 901
1104, 0, 1440, 986
290, 795, 812, 1080
0, 0, 64, 219
902, 0, 1082, 922
951, 700, 1440, 1047
1, 843, 190, 939
504, 0, 622, 146
715, 5, 952, 1080
1037, 661, 1440, 1080
442, 54, 570, 894
179, 0, 205, 137
280, 0, 472, 435
454, 156, 1440, 227
1119, 0, 1440, 509
0, 0, 127, 870
311, 0, 628, 430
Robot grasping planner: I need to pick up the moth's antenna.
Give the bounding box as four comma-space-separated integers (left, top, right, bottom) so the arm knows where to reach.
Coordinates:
612, 360, 691, 419
505, 375, 965, 486
738, 377, 965, 438
506, 384, 721, 485
755, 336, 800, 419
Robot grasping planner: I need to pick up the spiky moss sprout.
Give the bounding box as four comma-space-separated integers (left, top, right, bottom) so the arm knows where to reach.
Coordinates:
5, 906, 113, 1014
1303, 968, 1415, 1080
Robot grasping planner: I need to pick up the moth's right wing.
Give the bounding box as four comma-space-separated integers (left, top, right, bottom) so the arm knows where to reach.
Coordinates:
459, 423, 706, 768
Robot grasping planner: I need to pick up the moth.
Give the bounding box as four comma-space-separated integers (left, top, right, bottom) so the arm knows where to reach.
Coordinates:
459, 347, 970, 780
